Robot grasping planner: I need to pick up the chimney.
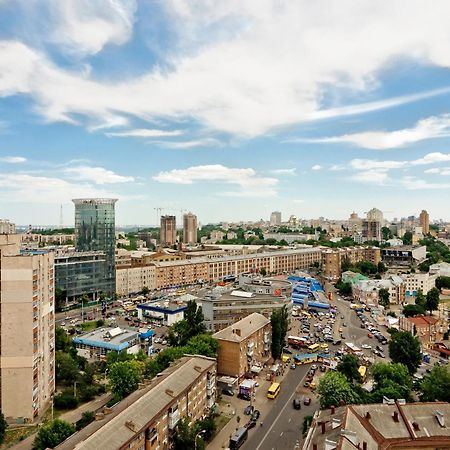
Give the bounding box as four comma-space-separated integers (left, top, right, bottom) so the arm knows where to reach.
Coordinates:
321, 421, 326, 434
393, 411, 399, 422
365, 412, 371, 419
412, 421, 420, 431
331, 405, 335, 414
235, 329, 241, 337
165, 389, 175, 397
363, 442, 367, 450
125, 420, 137, 432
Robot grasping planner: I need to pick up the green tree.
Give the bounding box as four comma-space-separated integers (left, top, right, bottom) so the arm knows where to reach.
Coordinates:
436, 276, 450, 291
142, 286, 150, 295
388, 331, 422, 374
377, 261, 387, 273
337, 354, 360, 383
271, 306, 289, 359
420, 365, 450, 402
371, 362, 412, 402
173, 418, 205, 450
357, 260, 378, 275
259, 267, 267, 276
0, 413, 7, 444
55, 351, 79, 385
106, 350, 135, 367
402, 231, 413, 245
55, 287, 66, 312
425, 287, 440, 315
378, 288, 390, 308
336, 279, 352, 296
184, 334, 219, 358
75, 411, 96, 431
33, 419, 75, 450
381, 226, 393, 241
108, 361, 143, 399
402, 304, 425, 317
415, 289, 426, 308
317, 372, 361, 409
55, 327, 72, 352
341, 255, 351, 272
169, 301, 206, 347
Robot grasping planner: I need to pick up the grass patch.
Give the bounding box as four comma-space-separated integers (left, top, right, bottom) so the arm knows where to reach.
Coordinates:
1, 425, 38, 449
214, 414, 231, 437
79, 321, 98, 332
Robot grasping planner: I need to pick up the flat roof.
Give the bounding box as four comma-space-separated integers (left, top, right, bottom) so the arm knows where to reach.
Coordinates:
137, 301, 187, 314
213, 313, 270, 342
73, 327, 138, 352
67, 356, 215, 450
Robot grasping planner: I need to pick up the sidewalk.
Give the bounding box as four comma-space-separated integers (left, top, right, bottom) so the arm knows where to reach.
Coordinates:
10, 392, 112, 450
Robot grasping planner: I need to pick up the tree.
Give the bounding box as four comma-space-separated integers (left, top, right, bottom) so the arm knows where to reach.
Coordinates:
415, 289, 426, 308
142, 286, 150, 295
336, 279, 352, 296
55, 287, 66, 312
75, 411, 96, 431
56, 351, 79, 385
381, 226, 393, 241
0, 413, 7, 444
436, 276, 450, 291
402, 304, 425, 317
378, 288, 390, 308
259, 267, 267, 276
371, 363, 412, 402
54, 391, 79, 409
317, 372, 361, 409
357, 261, 378, 275
173, 418, 205, 450
108, 361, 143, 399
426, 287, 440, 315
388, 331, 422, 375
271, 306, 289, 359
184, 334, 219, 358
169, 301, 206, 347
377, 261, 387, 273
33, 419, 75, 450
55, 327, 72, 352
420, 365, 450, 402
337, 354, 360, 383
341, 255, 351, 272
402, 231, 413, 245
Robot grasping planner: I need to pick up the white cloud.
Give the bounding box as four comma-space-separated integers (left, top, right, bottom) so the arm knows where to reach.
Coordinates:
0, 156, 27, 163
350, 159, 407, 171
399, 176, 450, 190
2, 1, 450, 135
153, 164, 278, 196
329, 164, 345, 171
410, 152, 450, 165
149, 138, 221, 149
311, 164, 322, 171
107, 129, 183, 138
271, 168, 297, 175
0, 173, 121, 203
294, 114, 450, 149
351, 170, 389, 185
49, 0, 137, 56
424, 166, 450, 175
64, 166, 134, 184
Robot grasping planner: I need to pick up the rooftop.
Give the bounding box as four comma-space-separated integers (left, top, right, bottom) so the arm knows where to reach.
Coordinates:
213, 313, 270, 342
62, 356, 215, 450
406, 316, 440, 326
72, 327, 139, 352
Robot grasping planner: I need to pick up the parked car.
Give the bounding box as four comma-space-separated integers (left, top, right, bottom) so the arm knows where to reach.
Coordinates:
304, 397, 311, 405
293, 398, 301, 410
222, 388, 234, 396
244, 405, 254, 415
251, 410, 261, 422
291, 363, 296, 370
237, 392, 251, 401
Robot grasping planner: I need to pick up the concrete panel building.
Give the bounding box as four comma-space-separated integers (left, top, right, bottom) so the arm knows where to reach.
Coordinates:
0, 234, 55, 422
213, 313, 271, 379
160, 215, 177, 247
116, 264, 156, 296
381, 245, 427, 266
270, 211, 282, 226
183, 212, 198, 245
57, 356, 216, 450
420, 209, 430, 235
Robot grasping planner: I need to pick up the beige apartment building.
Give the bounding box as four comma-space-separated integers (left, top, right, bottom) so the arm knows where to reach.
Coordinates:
183, 212, 198, 245
419, 209, 430, 235
116, 264, 156, 296
0, 234, 55, 422
155, 259, 209, 289
321, 247, 381, 281
213, 313, 271, 379
58, 356, 216, 450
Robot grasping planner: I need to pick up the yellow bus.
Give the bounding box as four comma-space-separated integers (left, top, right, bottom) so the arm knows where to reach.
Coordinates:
267, 382, 281, 399
358, 365, 367, 382
308, 343, 320, 352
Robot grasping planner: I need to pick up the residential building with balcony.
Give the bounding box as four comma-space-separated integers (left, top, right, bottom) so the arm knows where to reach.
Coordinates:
57, 356, 216, 450
402, 272, 436, 296
213, 313, 271, 379
0, 234, 55, 422
352, 275, 405, 306
399, 316, 447, 346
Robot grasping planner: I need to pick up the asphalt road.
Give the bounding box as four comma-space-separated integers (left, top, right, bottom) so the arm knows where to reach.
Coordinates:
243, 365, 316, 450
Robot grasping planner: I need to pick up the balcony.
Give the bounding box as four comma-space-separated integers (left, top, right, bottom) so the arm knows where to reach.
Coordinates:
168, 408, 180, 430
206, 379, 215, 390
264, 332, 270, 343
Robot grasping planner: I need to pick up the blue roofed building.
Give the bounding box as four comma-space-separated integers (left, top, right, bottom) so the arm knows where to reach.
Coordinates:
137, 299, 188, 326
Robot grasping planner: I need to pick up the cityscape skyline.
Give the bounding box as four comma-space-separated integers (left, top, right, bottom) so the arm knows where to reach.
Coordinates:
1, 2, 450, 224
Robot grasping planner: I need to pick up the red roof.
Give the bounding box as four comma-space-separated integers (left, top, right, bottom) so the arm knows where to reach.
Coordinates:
407, 316, 439, 326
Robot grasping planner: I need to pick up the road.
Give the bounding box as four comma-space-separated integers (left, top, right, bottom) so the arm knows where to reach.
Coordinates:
243, 365, 316, 450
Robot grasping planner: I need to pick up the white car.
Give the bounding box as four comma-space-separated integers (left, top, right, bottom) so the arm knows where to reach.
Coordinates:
361, 344, 372, 349
60, 321, 66, 326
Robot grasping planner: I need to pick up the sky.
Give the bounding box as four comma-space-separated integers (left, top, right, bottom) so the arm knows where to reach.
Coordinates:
1, 1, 450, 226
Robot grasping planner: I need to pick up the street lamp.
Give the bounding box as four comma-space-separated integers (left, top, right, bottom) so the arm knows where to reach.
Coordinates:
194, 430, 206, 450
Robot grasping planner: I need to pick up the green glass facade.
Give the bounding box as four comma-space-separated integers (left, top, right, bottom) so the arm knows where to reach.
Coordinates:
72, 198, 117, 294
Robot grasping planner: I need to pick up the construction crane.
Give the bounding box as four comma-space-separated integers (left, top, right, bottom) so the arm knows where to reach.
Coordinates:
153, 207, 165, 227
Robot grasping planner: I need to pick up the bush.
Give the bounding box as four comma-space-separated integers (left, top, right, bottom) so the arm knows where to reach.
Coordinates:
75, 411, 95, 431
33, 419, 75, 450
54, 392, 79, 410
96, 319, 105, 327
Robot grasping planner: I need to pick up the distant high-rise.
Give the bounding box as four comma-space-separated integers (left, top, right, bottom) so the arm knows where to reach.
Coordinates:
160, 215, 177, 247
362, 208, 383, 242
72, 198, 117, 294
0, 219, 16, 234
183, 212, 198, 245
270, 211, 282, 226
0, 234, 55, 421
420, 210, 430, 235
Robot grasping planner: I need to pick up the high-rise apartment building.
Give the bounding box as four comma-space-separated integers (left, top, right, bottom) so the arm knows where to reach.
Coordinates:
362, 208, 383, 242
72, 198, 117, 294
160, 215, 176, 247
183, 212, 198, 245
270, 211, 282, 226
0, 219, 16, 234
0, 234, 55, 421
420, 209, 429, 235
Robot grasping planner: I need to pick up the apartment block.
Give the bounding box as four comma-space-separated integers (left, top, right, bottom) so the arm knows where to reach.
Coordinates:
155, 259, 209, 290
399, 316, 447, 346
160, 215, 177, 247
0, 234, 55, 422
0, 219, 16, 234
402, 272, 436, 296
116, 264, 156, 296
381, 245, 427, 266
57, 356, 216, 450
352, 275, 405, 305
321, 247, 381, 281
183, 212, 198, 245
213, 313, 271, 379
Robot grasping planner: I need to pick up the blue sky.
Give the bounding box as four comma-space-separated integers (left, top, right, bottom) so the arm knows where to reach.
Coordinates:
1, 1, 450, 226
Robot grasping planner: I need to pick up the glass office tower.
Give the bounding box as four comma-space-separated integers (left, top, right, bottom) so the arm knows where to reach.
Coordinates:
72, 198, 117, 294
